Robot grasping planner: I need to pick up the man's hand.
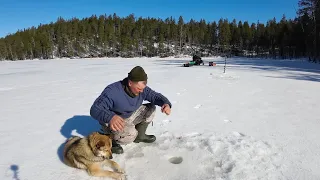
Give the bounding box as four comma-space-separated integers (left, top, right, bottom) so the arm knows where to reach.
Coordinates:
109, 115, 125, 131
161, 104, 171, 115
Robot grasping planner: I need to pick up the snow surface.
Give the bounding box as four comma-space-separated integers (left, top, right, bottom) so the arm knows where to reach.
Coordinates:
0, 56, 320, 180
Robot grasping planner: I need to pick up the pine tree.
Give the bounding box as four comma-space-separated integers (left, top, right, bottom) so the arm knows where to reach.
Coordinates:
242, 21, 252, 51
218, 19, 231, 52
298, 0, 319, 61
250, 23, 257, 53
0, 39, 8, 60
210, 21, 218, 47
237, 21, 244, 50
178, 16, 184, 53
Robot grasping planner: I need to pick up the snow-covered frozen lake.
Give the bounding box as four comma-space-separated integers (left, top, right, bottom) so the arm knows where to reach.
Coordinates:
0, 56, 319, 180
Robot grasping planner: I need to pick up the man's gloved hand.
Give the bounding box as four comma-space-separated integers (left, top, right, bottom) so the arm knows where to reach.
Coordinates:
109, 115, 125, 131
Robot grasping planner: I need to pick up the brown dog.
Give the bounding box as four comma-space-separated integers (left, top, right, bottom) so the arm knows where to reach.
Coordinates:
63, 132, 125, 179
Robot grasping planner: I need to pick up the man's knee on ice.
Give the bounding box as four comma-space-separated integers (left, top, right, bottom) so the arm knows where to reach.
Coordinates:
114, 129, 138, 144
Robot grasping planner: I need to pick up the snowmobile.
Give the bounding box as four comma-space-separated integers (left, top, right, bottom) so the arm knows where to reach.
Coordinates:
183, 55, 204, 67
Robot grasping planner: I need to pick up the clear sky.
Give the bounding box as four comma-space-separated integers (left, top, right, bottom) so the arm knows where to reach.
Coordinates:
0, 0, 300, 38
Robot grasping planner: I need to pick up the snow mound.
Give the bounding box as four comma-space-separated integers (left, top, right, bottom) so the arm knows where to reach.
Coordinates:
209, 72, 240, 80
114, 131, 284, 180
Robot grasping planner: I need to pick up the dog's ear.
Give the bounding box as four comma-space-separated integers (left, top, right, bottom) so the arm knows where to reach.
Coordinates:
96, 140, 105, 149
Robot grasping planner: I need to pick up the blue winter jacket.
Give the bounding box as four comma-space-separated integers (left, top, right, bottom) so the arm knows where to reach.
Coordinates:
90, 78, 172, 125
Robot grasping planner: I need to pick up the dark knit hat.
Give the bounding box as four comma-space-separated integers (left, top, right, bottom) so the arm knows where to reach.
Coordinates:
128, 66, 148, 82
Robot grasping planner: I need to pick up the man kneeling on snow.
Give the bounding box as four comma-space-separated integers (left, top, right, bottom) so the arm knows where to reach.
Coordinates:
90, 66, 172, 154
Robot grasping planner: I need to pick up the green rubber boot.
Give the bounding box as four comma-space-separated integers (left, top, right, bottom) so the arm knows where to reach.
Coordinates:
111, 140, 124, 154
133, 122, 156, 143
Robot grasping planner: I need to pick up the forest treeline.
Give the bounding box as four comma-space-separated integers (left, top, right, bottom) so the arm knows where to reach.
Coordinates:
0, 0, 319, 62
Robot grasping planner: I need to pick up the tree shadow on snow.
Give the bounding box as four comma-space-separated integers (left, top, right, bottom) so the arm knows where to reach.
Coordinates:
57, 115, 101, 163
153, 59, 191, 66
223, 57, 320, 82
156, 57, 320, 82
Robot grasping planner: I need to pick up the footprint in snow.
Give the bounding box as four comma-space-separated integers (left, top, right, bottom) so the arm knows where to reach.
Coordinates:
194, 104, 202, 109
125, 151, 144, 159
0, 87, 14, 91
160, 119, 171, 126
176, 89, 187, 96
125, 146, 144, 159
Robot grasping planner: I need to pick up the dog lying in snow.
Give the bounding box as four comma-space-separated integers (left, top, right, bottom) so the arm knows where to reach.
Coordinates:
63, 132, 125, 180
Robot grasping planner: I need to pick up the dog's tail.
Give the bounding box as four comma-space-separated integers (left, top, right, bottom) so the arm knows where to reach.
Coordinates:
65, 136, 81, 144
63, 136, 81, 163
